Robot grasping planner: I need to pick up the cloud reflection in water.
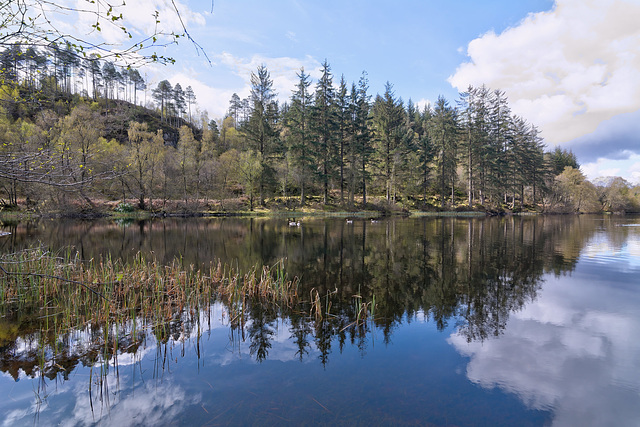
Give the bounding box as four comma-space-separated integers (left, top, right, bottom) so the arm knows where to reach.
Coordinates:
449, 253, 640, 426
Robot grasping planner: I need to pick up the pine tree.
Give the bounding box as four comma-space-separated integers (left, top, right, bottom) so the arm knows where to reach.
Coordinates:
353, 72, 372, 205
336, 75, 350, 202
173, 83, 186, 124
228, 93, 241, 128
471, 85, 492, 205
0, 43, 22, 84
287, 67, 313, 206
184, 85, 196, 124
311, 60, 337, 205
84, 55, 102, 100
101, 62, 118, 102
414, 105, 434, 205
372, 82, 407, 204
489, 89, 511, 203
152, 80, 173, 122
243, 64, 278, 206
429, 96, 458, 208
130, 69, 146, 105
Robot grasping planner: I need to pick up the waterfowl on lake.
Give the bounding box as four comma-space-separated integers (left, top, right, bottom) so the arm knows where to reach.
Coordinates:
288, 218, 300, 226
346, 219, 353, 224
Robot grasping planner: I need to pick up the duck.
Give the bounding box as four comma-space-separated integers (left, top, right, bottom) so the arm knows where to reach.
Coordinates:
346, 219, 353, 224
288, 218, 300, 227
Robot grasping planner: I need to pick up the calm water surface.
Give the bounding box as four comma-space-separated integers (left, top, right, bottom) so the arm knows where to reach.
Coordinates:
0, 215, 639, 426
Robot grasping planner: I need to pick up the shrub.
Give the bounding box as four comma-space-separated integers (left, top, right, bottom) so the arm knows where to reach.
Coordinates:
114, 202, 135, 213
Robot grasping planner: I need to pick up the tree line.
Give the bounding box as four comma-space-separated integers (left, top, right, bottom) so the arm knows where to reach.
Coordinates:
215, 62, 553, 211
0, 42, 198, 123
214, 62, 638, 212
0, 46, 638, 213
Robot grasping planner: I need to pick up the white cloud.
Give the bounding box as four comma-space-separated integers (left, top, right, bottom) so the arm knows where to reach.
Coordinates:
286, 31, 298, 42
167, 72, 237, 120
159, 52, 321, 120
448, 0, 640, 146
581, 154, 640, 185
217, 52, 323, 106
415, 98, 432, 112
67, 0, 206, 59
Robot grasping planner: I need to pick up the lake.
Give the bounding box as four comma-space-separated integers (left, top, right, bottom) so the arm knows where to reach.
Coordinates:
0, 215, 639, 426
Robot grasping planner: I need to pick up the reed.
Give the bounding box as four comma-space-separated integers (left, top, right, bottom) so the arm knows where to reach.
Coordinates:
0, 248, 299, 335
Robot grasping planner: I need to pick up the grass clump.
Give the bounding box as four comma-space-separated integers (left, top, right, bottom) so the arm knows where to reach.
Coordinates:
0, 248, 299, 333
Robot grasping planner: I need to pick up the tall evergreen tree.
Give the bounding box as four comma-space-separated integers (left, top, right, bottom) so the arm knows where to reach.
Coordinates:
336, 75, 350, 202
413, 105, 434, 205
489, 89, 511, 203
244, 64, 278, 206
458, 86, 486, 206
471, 85, 492, 205
173, 83, 186, 124
152, 80, 173, 122
372, 82, 407, 204
129, 69, 146, 105
353, 72, 372, 205
84, 54, 102, 100
184, 85, 196, 124
311, 60, 337, 204
228, 93, 242, 128
101, 62, 118, 102
429, 96, 458, 208
287, 67, 314, 206
0, 43, 22, 84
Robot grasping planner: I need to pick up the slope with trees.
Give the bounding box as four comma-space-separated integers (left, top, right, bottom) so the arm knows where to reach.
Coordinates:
1, 42, 638, 215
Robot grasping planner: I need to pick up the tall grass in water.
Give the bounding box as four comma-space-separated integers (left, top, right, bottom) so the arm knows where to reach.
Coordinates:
0, 248, 299, 337
221, 258, 299, 322
0, 247, 300, 406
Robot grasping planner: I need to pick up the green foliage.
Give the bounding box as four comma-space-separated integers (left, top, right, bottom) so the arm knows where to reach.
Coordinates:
548, 147, 579, 176
0, 46, 628, 215
548, 166, 600, 213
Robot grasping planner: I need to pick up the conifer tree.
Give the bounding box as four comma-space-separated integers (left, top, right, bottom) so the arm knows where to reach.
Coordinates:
287, 67, 313, 206
244, 64, 278, 206
372, 82, 407, 204
429, 96, 458, 208
414, 105, 434, 205
353, 72, 372, 205
336, 75, 350, 202
228, 93, 242, 128
129, 69, 146, 105
311, 60, 337, 204
152, 80, 173, 122
173, 83, 186, 122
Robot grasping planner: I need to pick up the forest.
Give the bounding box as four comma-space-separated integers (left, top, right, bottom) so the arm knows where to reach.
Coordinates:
1, 44, 639, 215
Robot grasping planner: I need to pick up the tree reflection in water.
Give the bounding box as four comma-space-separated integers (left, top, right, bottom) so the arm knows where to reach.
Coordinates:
0, 215, 597, 408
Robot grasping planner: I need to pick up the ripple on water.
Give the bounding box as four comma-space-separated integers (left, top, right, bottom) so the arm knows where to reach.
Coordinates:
581, 232, 640, 271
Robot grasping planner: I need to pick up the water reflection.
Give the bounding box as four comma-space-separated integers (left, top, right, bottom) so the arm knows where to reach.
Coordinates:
0, 215, 638, 425
0, 216, 600, 370
449, 220, 640, 426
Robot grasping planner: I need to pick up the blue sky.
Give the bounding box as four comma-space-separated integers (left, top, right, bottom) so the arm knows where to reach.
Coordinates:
166, 0, 555, 112
56, 0, 640, 183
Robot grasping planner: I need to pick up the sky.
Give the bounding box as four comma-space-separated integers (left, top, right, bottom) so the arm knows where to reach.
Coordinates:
54, 0, 640, 183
